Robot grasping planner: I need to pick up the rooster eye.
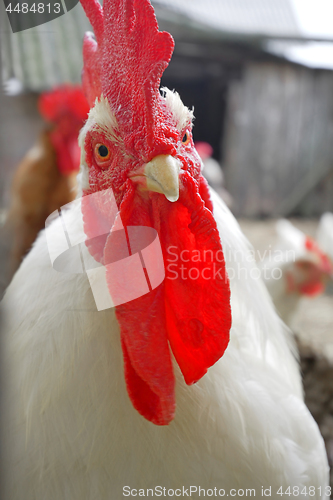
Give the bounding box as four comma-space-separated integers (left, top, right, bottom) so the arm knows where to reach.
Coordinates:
182, 132, 190, 145
98, 145, 108, 157
94, 143, 111, 163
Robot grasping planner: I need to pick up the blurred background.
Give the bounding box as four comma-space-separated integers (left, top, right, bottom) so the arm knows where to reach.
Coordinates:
1, 0, 333, 492
2, 0, 333, 217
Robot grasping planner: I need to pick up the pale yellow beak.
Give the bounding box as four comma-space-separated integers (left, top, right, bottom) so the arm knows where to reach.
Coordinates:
130, 155, 181, 203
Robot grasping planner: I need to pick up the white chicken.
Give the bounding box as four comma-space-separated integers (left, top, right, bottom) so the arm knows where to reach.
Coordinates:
261, 219, 333, 325
317, 213, 333, 271
195, 141, 233, 207
1, 0, 330, 498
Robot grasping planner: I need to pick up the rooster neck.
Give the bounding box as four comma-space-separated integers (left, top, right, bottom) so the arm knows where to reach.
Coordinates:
3, 196, 327, 492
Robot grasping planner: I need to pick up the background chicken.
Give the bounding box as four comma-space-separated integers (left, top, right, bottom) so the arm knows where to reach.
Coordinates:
317, 213, 333, 274
3, 85, 89, 280
2, 0, 329, 498
261, 218, 333, 325
195, 141, 233, 208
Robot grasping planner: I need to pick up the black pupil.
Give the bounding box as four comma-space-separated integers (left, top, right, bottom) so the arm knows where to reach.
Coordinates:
182, 133, 188, 143
98, 145, 109, 157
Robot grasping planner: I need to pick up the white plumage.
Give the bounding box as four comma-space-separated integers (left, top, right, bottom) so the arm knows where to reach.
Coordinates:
317, 213, 333, 264
2, 187, 329, 499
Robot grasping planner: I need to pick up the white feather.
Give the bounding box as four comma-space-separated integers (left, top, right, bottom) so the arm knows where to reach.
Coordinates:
87, 94, 119, 142
77, 95, 120, 194
1, 190, 329, 499
162, 87, 194, 131
317, 212, 333, 261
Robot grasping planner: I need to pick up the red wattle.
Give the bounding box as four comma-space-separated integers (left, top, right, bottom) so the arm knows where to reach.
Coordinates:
117, 288, 176, 426
199, 175, 214, 212
155, 172, 231, 385
82, 175, 231, 425
300, 281, 325, 297
106, 186, 176, 425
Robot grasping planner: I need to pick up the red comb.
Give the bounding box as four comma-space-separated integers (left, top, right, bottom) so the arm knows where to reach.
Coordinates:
38, 84, 89, 124
80, 0, 174, 153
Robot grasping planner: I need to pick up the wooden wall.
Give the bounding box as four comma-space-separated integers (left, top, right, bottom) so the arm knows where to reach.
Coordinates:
223, 62, 333, 217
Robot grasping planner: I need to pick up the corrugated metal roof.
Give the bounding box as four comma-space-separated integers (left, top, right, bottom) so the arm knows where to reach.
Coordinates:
1, 0, 301, 92
266, 40, 333, 70
1, 1, 91, 92
153, 0, 301, 38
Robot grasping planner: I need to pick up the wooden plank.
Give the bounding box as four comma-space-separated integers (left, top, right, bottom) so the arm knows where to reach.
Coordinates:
223, 62, 333, 217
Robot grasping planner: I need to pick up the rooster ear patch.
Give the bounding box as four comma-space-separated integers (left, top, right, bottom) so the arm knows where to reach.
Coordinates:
162, 87, 194, 132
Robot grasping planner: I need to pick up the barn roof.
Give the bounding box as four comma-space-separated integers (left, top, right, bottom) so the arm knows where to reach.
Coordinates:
1, 0, 331, 92
1, 2, 91, 92
153, 0, 301, 38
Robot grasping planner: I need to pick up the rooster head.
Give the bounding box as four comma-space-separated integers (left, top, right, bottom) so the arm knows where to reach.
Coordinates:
39, 84, 89, 175
79, 0, 232, 425
277, 220, 333, 297
286, 236, 333, 296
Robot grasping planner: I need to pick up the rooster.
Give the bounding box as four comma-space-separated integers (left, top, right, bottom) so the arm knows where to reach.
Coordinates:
3, 85, 89, 278
261, 219, 333, 325
2, 0, 330, 498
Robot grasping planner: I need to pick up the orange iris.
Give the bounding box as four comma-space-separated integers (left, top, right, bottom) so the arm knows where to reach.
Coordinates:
182, 132, 190, 146
94, 143, 111, 163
